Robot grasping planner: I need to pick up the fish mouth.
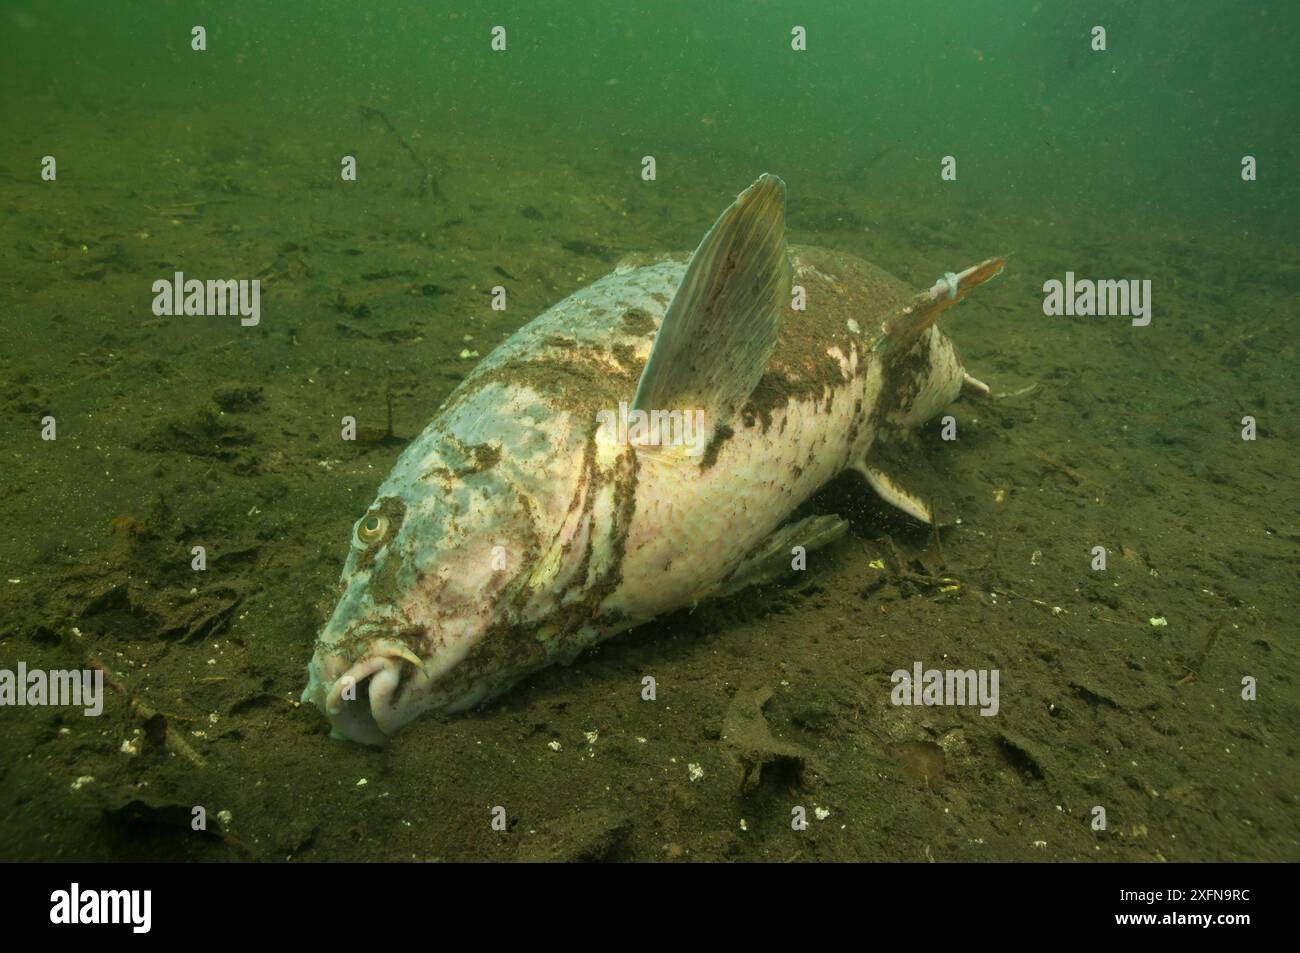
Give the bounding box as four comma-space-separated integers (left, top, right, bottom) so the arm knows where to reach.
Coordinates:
305, 640, 426, 746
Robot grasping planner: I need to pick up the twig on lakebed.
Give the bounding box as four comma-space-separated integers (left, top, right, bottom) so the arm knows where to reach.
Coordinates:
86, 655, 207, 768
986, 585, 1063, 615
359, 104, 446, 200
994, 382, 1039, 400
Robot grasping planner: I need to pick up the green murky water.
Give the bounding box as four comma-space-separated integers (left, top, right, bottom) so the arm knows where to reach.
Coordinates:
1, 1, 1296, 861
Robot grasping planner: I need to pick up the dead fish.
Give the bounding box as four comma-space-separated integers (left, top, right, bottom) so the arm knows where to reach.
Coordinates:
302, 174, 1004, 744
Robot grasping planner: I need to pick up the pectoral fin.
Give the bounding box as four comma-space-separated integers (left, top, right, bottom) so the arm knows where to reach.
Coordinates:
632, 174, 791, 428
712, 514, 848, 599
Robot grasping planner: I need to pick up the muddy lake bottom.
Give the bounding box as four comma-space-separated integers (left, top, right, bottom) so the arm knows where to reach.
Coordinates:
1, 104, 1297, 862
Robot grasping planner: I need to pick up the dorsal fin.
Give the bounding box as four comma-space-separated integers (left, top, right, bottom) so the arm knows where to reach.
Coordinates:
631, 174, 790, 429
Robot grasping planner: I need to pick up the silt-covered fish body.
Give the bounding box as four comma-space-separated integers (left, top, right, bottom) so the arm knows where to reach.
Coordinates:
302, 175, 1003, 744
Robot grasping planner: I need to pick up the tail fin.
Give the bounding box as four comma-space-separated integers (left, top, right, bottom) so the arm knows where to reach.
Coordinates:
874, 257, 1005, 356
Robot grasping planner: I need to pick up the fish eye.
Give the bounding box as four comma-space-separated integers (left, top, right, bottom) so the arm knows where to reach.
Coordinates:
357, 513, 387, 545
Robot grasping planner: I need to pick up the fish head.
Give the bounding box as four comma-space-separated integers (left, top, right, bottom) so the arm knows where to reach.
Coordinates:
302, 454, 541, 745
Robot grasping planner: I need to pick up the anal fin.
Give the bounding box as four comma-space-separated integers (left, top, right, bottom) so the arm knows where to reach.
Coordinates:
854, 464, 934, 525
853, 434, 958, 526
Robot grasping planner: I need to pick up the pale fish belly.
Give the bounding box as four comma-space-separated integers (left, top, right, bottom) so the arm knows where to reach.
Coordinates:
607, 355, 886, 623
478, 248, 905, 630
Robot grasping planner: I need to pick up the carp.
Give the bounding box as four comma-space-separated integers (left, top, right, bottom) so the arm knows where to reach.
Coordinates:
302, 174, 1004, 744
